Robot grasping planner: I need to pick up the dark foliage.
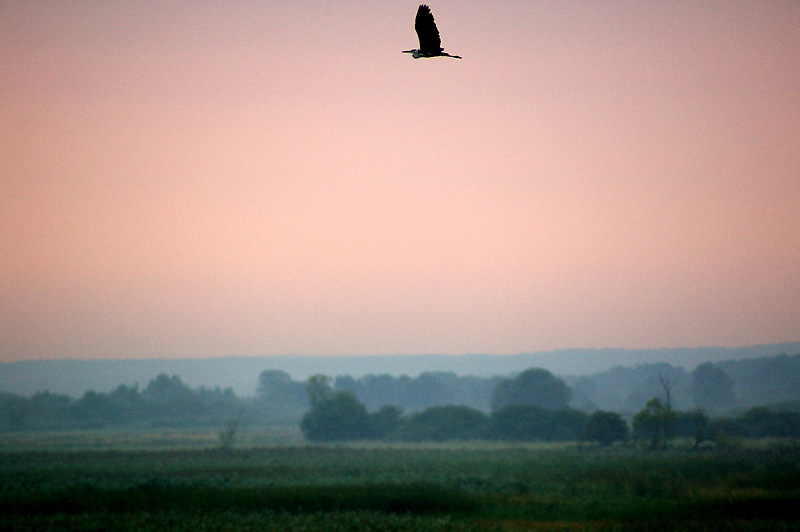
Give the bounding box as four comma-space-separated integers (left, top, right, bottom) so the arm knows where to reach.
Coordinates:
491, 368, 572, 411
5, 354, 800, 444
583, 410, 629, 445
366, 405, 404, 439
719, 353, 800, 407
0, 375, 243, 431
254, 370, 308, 420
633, 397, 676, 449
490, 405, 589, 442
691, 363, 736, 410
396, 405, 489, 441
334, 371, 501, 411
729, 407, 800, 438
300, 389, 371, 442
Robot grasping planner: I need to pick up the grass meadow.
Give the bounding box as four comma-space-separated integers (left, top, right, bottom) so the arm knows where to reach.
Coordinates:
1, 429, 799, 531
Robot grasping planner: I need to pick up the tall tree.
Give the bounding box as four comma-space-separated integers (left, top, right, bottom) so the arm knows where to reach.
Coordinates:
690, 363, 736, 411
306, 375, 335, 408
142, 374, 202, 417
583, 410, 629, 446
255, 370, 307, 419
490, 405, 588, 442
300, 389, 370, 442
491, 368, 572, 411
632, 397, 675, 450
397, 405, 489, 442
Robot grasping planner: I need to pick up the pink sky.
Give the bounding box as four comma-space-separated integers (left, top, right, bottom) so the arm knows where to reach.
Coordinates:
2, 1, 799, 362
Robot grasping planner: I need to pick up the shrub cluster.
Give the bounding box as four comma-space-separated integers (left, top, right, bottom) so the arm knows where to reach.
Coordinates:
301, 391, 628, 444
301, 373, 800, 445
0, 375, 245, 430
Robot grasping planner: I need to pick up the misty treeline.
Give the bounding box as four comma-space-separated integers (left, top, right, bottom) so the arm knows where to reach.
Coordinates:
568, 354, 800, 412
2, 353, 800, 444
258, 353, 800, 418
299, 370, 603, 443
298, 366, 800, 446
0, 374, 244, 431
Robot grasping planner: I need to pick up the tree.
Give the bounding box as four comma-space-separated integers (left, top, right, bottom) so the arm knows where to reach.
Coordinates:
71, 390, 116, 426
491, 405, 550, 441
733, 407, 800, 438
491, 368, 572, 411
681, 409, 715, 448
2, 392, 73, 430
658, 372, 675, 412
367, 405, 404, 439
144, 374, 192, 401
218, 418, 239, 452
306, 375, 335, 408
361, 374, 402, 410
396, 405, 489, 442
622, 365, 686, 412
142, 374, 202, 418
405, 373, 455, 410
0, 394, 31, 431
632, 397, 675, 450
300, 378, 370, 442
583, 410, 629, 446
255, 370, 308, 419
690, 363, 736, 411
107, 384, 142, 423
633, 372, 678, 450
490, 405, 588, 442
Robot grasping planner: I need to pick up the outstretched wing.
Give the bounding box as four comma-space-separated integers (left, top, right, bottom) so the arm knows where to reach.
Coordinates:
415, 5, 442, 53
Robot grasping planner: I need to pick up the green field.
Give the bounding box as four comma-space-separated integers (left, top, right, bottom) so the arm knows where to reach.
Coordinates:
1, 430, 799, 531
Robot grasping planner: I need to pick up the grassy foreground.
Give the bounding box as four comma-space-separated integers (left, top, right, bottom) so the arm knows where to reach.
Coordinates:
1, 432, 799, 531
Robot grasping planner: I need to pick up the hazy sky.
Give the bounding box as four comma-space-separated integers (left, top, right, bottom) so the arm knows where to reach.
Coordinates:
2, 1, 799, 362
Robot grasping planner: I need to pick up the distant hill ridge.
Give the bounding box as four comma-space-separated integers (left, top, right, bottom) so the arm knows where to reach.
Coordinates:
1, 343, 798, 398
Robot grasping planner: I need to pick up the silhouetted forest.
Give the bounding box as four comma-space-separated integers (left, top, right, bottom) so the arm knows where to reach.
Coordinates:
2, 353, 800, 443
4, 344, 798, 397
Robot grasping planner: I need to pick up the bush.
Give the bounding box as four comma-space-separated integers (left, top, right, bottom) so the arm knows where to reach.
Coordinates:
583, 410, 629, 445
300, 390, 370, 442
732, 407, 800, 438
490, 405, 588, 442
396, 405, 489, 441
366, 405, 404, 439
218, 419, 239, 451
491, 368, 572, 411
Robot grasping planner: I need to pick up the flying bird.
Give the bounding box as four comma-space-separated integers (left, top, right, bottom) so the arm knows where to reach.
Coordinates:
403, 5, 461, 59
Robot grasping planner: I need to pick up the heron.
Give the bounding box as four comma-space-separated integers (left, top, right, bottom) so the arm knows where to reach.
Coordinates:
403, 5, 461, 59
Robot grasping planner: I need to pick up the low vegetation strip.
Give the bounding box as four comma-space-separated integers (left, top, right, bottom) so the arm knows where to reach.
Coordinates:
1, 482, 479, 516
2, 441, 799, 531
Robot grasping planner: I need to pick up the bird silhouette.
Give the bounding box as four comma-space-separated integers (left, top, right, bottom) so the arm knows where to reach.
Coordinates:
403, 5, 461, 59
